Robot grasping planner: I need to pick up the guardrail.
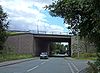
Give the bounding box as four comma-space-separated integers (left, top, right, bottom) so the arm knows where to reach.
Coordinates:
8, 30, 73, 35
30, 30, 73, 35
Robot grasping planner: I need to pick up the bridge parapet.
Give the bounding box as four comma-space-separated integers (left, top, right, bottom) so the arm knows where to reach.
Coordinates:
29, 30, 71, 35
8, 30, 72, 36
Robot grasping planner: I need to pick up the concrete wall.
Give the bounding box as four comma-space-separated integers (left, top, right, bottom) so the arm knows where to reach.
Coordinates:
5, 34, 34, 55
71, 36, 96, 54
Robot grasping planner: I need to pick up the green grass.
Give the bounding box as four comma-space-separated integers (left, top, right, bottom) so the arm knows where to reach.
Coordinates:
72, 53, 97, 60
0, 54, 33, 62
6, 32, 26, 36
74, 57, 97, 60
7, 32, 17, 35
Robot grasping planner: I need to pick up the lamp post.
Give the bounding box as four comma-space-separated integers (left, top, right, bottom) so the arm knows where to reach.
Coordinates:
77, 28, 79, 58
37, 20, 39, 34
77, 14, 81, 58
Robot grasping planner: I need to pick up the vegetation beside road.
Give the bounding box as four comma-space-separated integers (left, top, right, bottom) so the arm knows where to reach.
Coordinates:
48, 0, 100, 72
0, 6, 33, 63
72, 53, 97, 60
0, 54, 33, 62
71, 53, 98, 73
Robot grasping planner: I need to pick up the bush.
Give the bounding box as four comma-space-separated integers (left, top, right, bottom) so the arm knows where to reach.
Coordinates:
72, 53, 99, 73
86, 61, 100, 73
72, 52, 77, 58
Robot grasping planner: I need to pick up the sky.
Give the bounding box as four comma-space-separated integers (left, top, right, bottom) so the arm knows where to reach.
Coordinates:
0, 0, 69, 34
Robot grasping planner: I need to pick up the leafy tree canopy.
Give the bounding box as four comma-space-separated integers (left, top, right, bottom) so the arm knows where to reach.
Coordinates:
48, 0, 100, 69
48, 0, 100, 52
0, 5, 9, 53
50, 43, 67, 54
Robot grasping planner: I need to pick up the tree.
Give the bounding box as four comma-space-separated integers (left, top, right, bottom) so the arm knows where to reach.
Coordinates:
48, 0, 100, 54
0, 5, 9, 54
48, 0, 100, 71
50, 43, 66, 54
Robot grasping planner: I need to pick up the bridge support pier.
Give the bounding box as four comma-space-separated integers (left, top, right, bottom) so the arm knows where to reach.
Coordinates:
33, 38, 51, 56
68, 40, 71, 57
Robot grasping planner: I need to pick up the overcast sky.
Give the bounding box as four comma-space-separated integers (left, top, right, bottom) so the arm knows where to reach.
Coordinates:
0, 0, 69, 33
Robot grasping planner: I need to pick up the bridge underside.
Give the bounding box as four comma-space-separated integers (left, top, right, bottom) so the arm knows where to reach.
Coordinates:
33, 36, 71, 57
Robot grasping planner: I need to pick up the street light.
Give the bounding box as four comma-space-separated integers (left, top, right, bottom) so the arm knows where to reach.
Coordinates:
77, 28, 79, 58
70, 19, 80, 58
66, 14, 81, 58
77, 14, 81, 58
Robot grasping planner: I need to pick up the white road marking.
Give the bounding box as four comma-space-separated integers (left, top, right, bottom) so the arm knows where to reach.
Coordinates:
71, 62, 79, 72
27, 65, 39, 72
68, 63, 75, 73
27, 61, 47, 72
41, 62, 46, 65
41, 59, 50, 61
66, 60, 79, 73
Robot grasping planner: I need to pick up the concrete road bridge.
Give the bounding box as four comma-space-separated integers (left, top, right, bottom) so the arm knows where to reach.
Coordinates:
5, 31, 72, 57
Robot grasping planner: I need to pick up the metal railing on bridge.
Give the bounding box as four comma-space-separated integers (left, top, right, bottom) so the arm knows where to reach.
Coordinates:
8, 30, 73, 35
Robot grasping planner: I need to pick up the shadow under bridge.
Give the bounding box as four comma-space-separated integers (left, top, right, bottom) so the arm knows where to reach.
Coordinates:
33, 34, 71, 57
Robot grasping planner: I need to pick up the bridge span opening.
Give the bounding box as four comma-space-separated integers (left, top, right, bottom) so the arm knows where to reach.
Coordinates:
33, 34, 71, 57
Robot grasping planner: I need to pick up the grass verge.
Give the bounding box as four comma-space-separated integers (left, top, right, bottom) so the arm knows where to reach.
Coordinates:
72, 53, 97, 60
0, 54, 33, 62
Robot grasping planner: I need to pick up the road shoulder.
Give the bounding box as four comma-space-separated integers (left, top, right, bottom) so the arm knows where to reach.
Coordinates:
0, 58, 37, 67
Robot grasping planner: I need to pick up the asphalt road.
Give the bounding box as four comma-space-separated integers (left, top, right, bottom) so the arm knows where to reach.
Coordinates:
0, 57, 89, 73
